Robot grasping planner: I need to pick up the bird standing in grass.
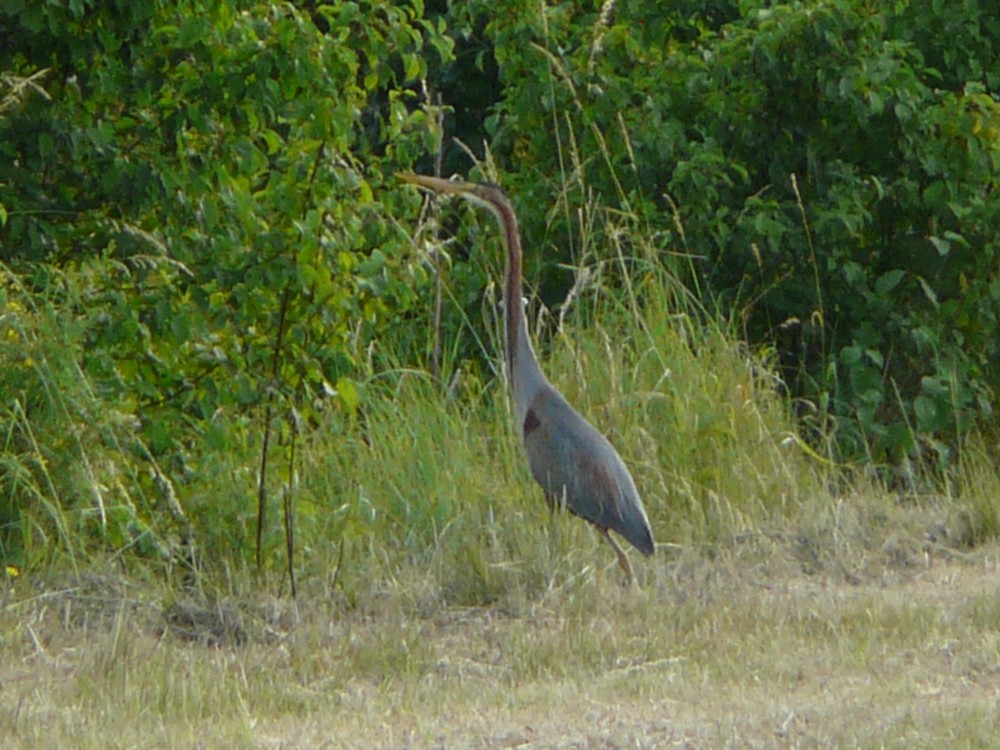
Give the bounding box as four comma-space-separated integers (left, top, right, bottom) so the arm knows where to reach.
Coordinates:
400, 173, 654, 585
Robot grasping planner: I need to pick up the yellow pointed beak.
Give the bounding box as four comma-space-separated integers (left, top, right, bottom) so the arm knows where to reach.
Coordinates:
398, 173, 479, 195
399, 172, 510, 221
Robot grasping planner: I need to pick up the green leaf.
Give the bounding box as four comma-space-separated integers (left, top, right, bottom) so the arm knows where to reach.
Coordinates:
917, 276, 939, 308
920, 376, 949, 397
928, 236, 950, 256
874, 269, 905, 295
840, 345, 862, 365
942, 230, 969, 247
404, 53, 421, 82
913, 395, 937, 431
336, 376, 360, 414
178, 15, 207, 46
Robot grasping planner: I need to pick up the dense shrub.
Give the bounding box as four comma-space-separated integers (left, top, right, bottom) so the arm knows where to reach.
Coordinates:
0, 0, 451, 559
447, 0, 1000, 465
3, 0, 999, 567
1, 0, 453, 434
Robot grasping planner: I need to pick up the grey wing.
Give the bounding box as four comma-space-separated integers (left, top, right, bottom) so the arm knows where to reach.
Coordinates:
522, 389, 654, 556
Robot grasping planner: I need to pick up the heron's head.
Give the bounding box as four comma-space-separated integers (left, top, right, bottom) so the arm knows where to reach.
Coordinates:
398, 173, 510, 223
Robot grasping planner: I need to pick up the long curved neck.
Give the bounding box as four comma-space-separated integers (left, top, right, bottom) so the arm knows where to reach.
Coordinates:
494, 197, 548, 426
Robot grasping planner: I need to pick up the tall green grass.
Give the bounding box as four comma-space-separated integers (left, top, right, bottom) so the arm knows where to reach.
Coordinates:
250, 197, 829, 605
1, 262, 166, 572
2, 176, 997, 606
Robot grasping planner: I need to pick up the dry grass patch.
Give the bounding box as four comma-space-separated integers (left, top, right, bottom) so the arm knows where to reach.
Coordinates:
3, 526, 1000, 749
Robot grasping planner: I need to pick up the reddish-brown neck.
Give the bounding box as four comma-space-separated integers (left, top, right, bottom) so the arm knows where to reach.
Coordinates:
471, 183, 547, 426
496, 197, 523, 379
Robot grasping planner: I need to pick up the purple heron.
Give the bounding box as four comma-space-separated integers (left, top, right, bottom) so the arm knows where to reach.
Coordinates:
400, 174, 654, 584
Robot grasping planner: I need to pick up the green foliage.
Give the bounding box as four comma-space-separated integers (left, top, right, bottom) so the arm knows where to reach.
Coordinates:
0, 263, 167, 566
445, 0, 1000, 465
0, 0, 452, 561
176, 231, 822, 601
0, 0, 451, 444
3, 0, 1000, 581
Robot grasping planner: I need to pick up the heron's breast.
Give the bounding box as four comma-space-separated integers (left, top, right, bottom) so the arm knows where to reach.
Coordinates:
522, 408, 541, 438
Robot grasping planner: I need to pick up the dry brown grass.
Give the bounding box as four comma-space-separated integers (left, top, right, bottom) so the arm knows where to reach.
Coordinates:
3, 520, 999, 750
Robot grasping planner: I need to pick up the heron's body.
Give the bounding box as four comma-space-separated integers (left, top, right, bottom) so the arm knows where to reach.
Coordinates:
522, 383, 655, 556
400, 172, 655, 582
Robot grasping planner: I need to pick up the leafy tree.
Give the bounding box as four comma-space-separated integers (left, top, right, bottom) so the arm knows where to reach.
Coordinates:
0, 0, 452, 561
435, 0, 1000, 466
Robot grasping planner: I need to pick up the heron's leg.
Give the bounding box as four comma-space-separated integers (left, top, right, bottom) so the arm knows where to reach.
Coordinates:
597, 527, 634, 588
546, 490, 566, 548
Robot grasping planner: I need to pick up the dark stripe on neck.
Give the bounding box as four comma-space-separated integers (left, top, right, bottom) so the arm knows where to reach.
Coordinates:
499, 197, 523, 381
